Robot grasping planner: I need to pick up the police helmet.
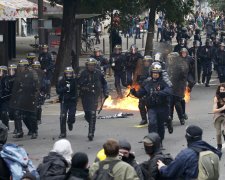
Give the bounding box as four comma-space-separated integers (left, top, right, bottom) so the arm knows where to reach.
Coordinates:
205, 38, 212, 46
143, 55, 153, 61
151, 62, 162, 73
8, 64, 17, 69
0, 65, 8, 72
94, 47, 101, 52
114, 45, 122, 50
32, 61, 41, 69
0, 122, 8, 144
64, 66, 74, 79
27, 52, 36, 59
154, 52, 162, 62
182, 27, 187, 32
180, 48, 189, 54
18, 59, 29, 67
8, 64, 17, 76
220, 42, 225, 47
41, 44, 48, 49
86, 58, 97, 65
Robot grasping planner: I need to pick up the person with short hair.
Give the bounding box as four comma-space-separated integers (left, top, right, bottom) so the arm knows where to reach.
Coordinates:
157, 125, 222, 179
89, 139, 139, 180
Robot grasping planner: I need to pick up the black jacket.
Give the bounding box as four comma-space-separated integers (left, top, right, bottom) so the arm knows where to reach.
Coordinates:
37, 152, 68, 180
64, 168, 89, 180
0, 144, 11, 180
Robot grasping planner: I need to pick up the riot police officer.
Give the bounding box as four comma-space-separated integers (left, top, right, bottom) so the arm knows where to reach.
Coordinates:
38, 44, 54, 99
174, 38, 187, 53
215, 43, 225, 83
78, 58, 108, 141
56, 67, 77, 138
90, 47, 109, 73
27, 52, 36, 66
10, 59, 40, 139
32, 61, 46, 125
189, 40, 201, 84
199, 39, 213, 87
0, 66, 9, 127
110, 45, 127, 99
125, 44, 143, 86
137, 56, 152, 125
130, 63, 172, 142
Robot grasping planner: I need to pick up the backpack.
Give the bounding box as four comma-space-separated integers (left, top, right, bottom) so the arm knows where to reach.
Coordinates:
0, 143, 40, 180
197, 151, 219, 180
93, 160, 120, 180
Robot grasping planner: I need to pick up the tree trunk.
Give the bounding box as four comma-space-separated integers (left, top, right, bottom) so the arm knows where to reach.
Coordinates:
54, 0, 80, 83
145, 2, 157, 56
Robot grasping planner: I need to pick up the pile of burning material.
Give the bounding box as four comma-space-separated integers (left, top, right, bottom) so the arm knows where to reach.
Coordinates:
97, 112, 134, 119
104, 84, 140, 111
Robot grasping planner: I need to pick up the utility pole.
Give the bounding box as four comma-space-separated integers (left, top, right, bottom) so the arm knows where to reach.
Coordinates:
38, 0, 45, 46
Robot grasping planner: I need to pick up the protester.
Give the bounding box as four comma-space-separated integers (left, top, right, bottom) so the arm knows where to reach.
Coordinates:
157, 125, 222, 179
89, 138, 139, 180
213, 83, 225, 151
37, 139, 73, 180
119, 139, 144, 179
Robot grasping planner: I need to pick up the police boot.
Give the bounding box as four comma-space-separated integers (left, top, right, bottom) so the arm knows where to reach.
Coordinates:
217, 144, 222, 151
205, 75, 211, 87
180, 118, 185, 125
31, 133, 38, 139
167, 116, 173, 134
202, 75, 205, 84
139, 109, 148, 125
88, 112, 96, 141
116, 88, 123, 99
37, 108, 42, 125
59, 116, 67, 139
13, 120, 23, 138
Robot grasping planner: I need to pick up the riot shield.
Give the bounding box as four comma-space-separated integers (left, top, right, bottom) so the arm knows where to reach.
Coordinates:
153, 42, 173, 61
166, 52, 189, 98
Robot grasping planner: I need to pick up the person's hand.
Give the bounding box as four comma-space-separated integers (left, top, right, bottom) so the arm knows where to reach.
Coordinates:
104, 93, 109, 99
157, 160, 166, 170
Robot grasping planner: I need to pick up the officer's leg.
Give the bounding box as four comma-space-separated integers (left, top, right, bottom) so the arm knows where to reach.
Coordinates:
59, 102, 68, 138
115, 74, 123, 98
181, 98, 188, 120
46, 72, 53, 99
147, 109, 157, 133
67, 102, 76, 131
202, 65, 206, 84
121, 72, 128, 87
37, 107, 42, 125
13, 110, 23, 138
197, 62, 202, 83
88, 111, 96, 141
205, 66, 212, 87
138, 99, 147, 125
1, 111, 9, 128
157, 108, 167, 142
23, 113, 32, 135
28, 111, 38, 139
167, 96, 173, 134
174, 97, 185, 125
169, 96, 175, 120
126, 70, 132, 86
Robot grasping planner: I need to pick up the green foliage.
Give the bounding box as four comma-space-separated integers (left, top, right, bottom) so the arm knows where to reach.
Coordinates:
208, 0, 225, 11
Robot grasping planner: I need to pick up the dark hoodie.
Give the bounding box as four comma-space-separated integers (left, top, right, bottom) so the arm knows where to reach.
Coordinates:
0, 144, 11, 180
37, 152, 68, 180
159, 140, 222, 180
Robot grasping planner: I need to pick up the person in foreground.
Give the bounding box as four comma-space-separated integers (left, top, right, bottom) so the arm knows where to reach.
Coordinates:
157, 125, 222, 180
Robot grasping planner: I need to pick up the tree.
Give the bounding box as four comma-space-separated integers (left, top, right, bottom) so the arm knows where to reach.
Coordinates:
143, 0, 194, 55
208, 0, 225, 12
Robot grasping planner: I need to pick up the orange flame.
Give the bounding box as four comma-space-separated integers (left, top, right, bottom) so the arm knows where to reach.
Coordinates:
184, 87, 191, 103
104, 84, 140, 111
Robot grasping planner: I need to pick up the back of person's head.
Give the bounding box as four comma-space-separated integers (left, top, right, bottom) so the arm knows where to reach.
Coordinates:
51, 139, 73, 164
71, 152, 88, 169
0, 122, 8, 145
21, 172, 36, 180
118, 139, 131, 151
103, 139, 119, 157
142, 132, 161, 155
185, 125, 203, 145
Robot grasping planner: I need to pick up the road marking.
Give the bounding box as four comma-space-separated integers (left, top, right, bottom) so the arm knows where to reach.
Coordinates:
133, 124, 148, 128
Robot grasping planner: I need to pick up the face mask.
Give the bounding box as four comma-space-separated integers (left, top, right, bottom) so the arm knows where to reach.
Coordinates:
220, 92, 225, 98
121, 155, 129, 162
144, 145, 154, 155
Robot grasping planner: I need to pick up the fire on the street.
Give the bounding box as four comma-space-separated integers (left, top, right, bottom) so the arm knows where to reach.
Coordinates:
104, 85, 140, 111
184, 87, 191, 103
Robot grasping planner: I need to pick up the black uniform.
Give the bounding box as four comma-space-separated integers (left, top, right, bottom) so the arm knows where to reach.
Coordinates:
215, 49, 225, 83
189, 46, 201, 83
199, 45, 213, 86
78, 68, 108, 140
9, 69, 40, 138
173, 44, 188, 53
38, 52, 54, 96
90, 55, 109, 73
110, 53, 127, 98
125, 52, 143, 86
56, 76, 77, 136
132, 77, 172, 141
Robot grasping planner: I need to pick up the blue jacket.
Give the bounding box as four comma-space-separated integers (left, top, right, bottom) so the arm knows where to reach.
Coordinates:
159, 140, 222, 180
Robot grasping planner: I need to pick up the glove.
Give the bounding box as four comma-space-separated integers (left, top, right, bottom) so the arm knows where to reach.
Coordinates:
104, 93, 109, 99
130, 88, 136, 95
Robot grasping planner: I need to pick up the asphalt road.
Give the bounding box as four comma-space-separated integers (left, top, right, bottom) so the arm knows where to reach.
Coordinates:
7, 75, 225, 179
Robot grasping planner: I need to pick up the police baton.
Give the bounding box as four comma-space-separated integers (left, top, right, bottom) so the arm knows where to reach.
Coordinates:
98, 96, 108, 114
